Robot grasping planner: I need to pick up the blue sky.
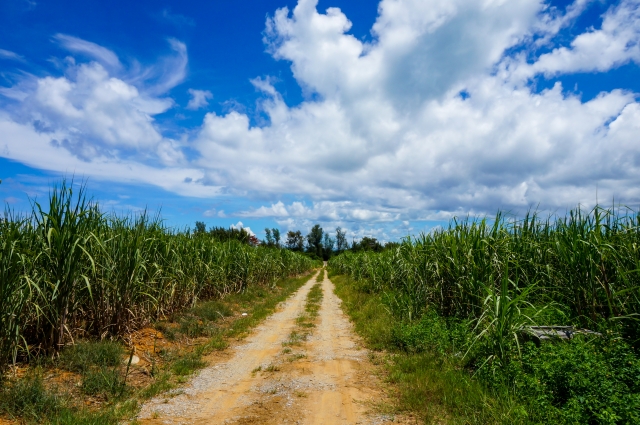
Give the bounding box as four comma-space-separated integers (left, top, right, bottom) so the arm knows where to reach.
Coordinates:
1, 0, 640, 242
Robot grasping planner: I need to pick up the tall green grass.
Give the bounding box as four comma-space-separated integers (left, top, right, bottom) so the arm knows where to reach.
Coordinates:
330, 207, 640, 346
329, 206, 640, 423
0, 181, 313, 370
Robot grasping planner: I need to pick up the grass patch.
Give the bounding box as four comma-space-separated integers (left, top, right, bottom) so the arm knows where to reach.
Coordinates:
282, 330, 307, 347
154, 323, 177, 341
178, 316, 216, 339
330, 273, 393, 351
331, 272, 522, 424
139, 372, 173, 399
81, 367, 127, 399
287, 353, 306, 362
0, 374, 65, 422
195, 333, 228, 356
0, 272, 313, 424
58, 341, 124, 373
305, 283, 323, 315
263, 364, 280, 373
171, 354, 206, 376
0, 374, 138, 424
279, 278, 324, 368
189, 300, 234, 322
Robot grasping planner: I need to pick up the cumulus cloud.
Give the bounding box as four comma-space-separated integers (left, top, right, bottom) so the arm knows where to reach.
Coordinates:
192, 0, 640, 218
0, 35, 213, 196
240, 200, 399, 222
2, 0, 640, 232
6, 61, 173, 160
239, 201, 290, 217
230, 221, 255, 236
187, 88, 212, 110
519, 0, 640, 77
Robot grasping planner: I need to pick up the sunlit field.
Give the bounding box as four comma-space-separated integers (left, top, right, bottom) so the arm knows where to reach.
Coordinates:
0, 181, 314, 368
329, 208, 640, 423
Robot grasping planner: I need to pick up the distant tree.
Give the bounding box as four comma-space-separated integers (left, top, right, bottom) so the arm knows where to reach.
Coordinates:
195, 221, 207, 234
322, 233, 335, 260
286, 230, 304, 251
352, 236, 383, 252
384, 241, 401, 250
306, 224, 324, 258
248, 234, 260, 246
264, 228, 274, 246
208, 226, 250, 244
335, 227, 347, 252
272, 228, 281, 247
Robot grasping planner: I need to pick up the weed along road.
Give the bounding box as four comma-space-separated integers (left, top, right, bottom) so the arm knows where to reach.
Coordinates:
138, 269, 394, 424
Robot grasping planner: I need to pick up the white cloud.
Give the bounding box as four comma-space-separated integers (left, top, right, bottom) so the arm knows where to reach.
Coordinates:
2, 0, 640, 229
203, 207, 226, 217
151, 38, 188, 95
238, 201, 290, 217
0, 35, 215, 196
519, 0, 640, 77
0, 115, 219, 197
187, 89, 212, 110
161, 8, 196, 27
15, 61, 170, 158
0, 37, 191, 162
54, 34, 122, 69
192, 0, 640, 218
230, 221, 255, 236
0, 49, 24, 62
238, 200, 399, 222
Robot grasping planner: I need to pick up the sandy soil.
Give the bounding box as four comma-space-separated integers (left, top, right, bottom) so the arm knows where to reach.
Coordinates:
137, 270, 404, 425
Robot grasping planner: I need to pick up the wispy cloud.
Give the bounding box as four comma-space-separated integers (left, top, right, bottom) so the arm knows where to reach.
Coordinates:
160, 8, 196, 27
0, 49, 25, 62
144, 38, 188, 95
53, 34, 121, 69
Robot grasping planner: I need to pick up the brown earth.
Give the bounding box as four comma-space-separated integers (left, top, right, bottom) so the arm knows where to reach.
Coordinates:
137, 270, 409, 425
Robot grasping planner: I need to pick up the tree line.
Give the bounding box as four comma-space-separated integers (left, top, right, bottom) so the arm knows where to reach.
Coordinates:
195, 221, 399, 261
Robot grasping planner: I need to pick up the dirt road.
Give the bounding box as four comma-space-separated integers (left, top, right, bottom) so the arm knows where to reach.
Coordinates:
137, 270, 396, 424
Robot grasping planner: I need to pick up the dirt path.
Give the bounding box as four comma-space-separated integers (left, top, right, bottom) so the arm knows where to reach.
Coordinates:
137, 270, 398, 424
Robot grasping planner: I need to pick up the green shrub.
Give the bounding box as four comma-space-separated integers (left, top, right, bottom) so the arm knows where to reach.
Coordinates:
178, 316, 215, 338
190, 301, 233, 322
59, 341, 123, 373
81, 367, 125, 399
0, 375, 64, 421
481, 334, 640, 424
171, 354, 206, 376
391, 309, 471, 355
48, 406, 133, 425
